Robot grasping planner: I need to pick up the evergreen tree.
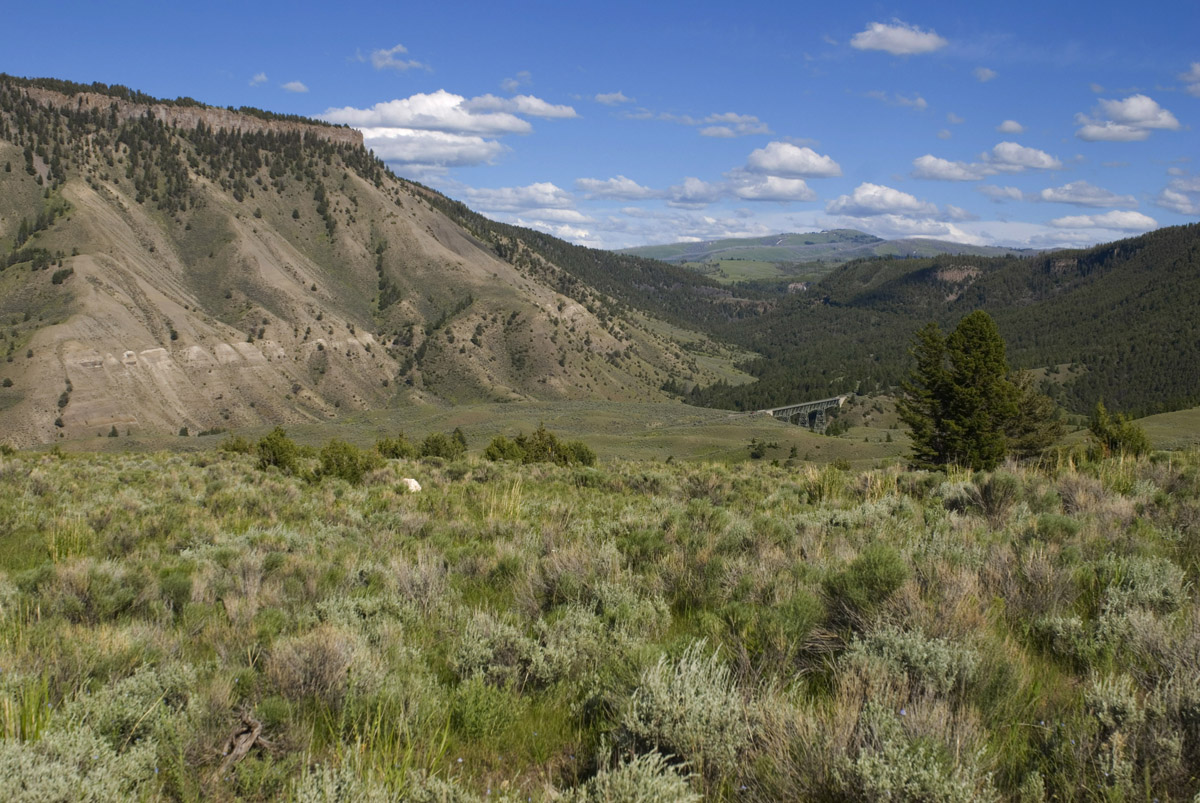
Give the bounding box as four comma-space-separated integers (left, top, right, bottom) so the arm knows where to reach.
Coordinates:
1007, 372, 1066, 460
898, 311, 1055, 470
942, 311, 1018, 469
896, 322, 950, 469
1088, 400, 1151, 458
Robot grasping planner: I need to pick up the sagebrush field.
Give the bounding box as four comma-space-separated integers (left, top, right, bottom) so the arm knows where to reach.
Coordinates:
2, 442, 1200, 801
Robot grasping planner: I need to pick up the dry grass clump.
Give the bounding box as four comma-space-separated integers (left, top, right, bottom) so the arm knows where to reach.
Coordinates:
266, 624, 360, 707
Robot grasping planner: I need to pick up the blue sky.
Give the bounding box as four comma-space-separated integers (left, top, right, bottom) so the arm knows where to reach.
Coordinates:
5, 1, 1199, 249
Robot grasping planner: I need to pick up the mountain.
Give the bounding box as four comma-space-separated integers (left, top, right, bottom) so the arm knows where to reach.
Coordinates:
620, 229, 1037, 272
689, 223, 1200, 417
0, 75, 747, 446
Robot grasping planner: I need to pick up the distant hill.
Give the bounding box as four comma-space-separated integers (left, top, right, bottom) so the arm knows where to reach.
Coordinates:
620, 229, 1036, 273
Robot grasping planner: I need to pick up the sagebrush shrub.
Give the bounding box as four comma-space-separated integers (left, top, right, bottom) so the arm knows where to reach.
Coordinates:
528, 604, 609, 687
1086, 672, 1143, 737
622, 642, 751, 787
845, 624, 978, 698
838, 701, 997, 802
0, 723, 158, 802
1095, 554, 1186, 615
592, 581, 670, 640
450, 610, 534, 687
68, 662, 194, 748
567, 750, 700, 802
293, 761, 390, 803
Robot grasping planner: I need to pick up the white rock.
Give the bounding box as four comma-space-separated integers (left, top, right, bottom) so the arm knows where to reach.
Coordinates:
401, 477, 421, 493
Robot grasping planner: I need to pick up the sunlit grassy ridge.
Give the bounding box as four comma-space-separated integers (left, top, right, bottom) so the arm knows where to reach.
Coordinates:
2, 445, 1199, 800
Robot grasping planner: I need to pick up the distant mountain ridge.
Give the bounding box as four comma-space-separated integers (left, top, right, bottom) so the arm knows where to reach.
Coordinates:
620, 229, 1037, 268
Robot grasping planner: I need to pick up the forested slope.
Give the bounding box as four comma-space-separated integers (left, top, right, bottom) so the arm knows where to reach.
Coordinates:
692, 224, 1200, 416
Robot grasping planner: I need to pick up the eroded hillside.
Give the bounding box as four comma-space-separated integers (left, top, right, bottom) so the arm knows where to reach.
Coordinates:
0, 77, 746, 445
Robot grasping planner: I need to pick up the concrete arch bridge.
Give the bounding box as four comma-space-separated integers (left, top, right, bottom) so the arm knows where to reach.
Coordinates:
758, 394, 850, 432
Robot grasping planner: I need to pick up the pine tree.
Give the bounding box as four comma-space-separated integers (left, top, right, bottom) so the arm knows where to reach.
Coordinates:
896, 322, 951, 469
942, 311, 1018, 470
1007, 372, 1066, 460
898, 311, 1056, 470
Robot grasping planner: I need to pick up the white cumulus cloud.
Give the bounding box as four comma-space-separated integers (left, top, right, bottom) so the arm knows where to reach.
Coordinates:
463, 94, 578, 119
1075, 94, 1181, 141
513, 219, 595, 245
515, 208, 593, 224
850, 20, 948, 55
912, 154, 988, 181
574, 176, 660, 200
826, 183, 938, 217
249, 72, 268, 87
281, 81, 308, 93
1075, 122, 1152, 142
1155, 176, 1200, 214
1036, 181, 1137, 208
1098, 95, 1181, 129
1049, 211, 1157, 230
666, 177, 723, 208
746, 142, 841, 178
973, 67, 997, 82
996, 120, 1025, 134
983, 141, 1062, 172
359, 128, 506, 169
462, 182, 574, 212
732, 176, 817, 202
326, 90, 579, 172
324, 90, 531, 135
